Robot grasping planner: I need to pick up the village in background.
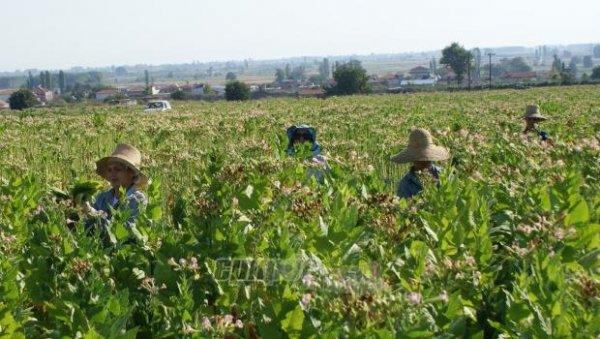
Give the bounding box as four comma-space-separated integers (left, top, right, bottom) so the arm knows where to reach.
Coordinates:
1, 42, 600, 109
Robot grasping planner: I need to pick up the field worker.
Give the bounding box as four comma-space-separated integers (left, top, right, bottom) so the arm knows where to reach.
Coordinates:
85, 144, 147, 230
286, 124, 329, 183
522, 104, 550, 142
391, 128, 450, 199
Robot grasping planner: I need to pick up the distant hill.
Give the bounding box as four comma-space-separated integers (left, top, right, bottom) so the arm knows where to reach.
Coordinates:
1, 42, 598, 77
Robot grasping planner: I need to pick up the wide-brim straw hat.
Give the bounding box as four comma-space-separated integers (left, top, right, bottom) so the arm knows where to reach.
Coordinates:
96, 144, 148, 189
391, 128, 450, 163
523, 104, 547, 121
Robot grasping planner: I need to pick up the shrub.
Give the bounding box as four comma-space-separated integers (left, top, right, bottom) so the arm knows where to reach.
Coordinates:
225, 81, 250, 101
9, 89, 37, 110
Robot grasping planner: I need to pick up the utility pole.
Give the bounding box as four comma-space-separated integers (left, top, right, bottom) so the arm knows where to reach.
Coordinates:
467, 53, 474, 90
467, 59, 471, 90
487, 52, 495, 89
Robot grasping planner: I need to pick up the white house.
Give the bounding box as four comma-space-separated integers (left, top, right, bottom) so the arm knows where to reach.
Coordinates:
211, 85, 226, 95
32, 86, 53, 102
408, 66, 432, 80
190, 84, 205, 96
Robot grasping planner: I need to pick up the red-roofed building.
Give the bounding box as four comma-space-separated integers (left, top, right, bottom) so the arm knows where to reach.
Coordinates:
32, 86, 53, 102
436, 69, 457, 85
95, 89, 120, 101
158, 84, 180, 94
386, 74, 404, 87
125, 85, 159, 98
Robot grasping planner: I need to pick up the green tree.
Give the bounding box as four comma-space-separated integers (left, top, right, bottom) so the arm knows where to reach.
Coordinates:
593, 45, 600, 58
583, 56, 593, 68
285, 64, 291, 79
275, 68, 285, 83
170, 89, 186, 100
581, 73, 589, 81
506, 57, 532, 72
326, 60, 370, 96
0, 77, 23, 89
308, 75, 326, 84
551, 55, 563, 75
489, 57, 532, 76
225, 81, 250, 101
115, 66, 127, 75
226, 72, 237, 81
440, 42, 473, 84
472, 48, 481, 78
319, 58, 330, 79
591, 66, 600, 80
39, 71, 45, 88
44, 71, 51, 89
58, 71, 66, 93
569, 59, 578, 78
85, 71, 103, 87
27, 71, 34, 89
144, 70, 150, 90
489, 63, 506, 77
289, 66, 306, 81
8, 89, 37, 110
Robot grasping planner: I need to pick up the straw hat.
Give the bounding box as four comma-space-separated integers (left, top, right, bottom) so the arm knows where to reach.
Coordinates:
391, 128, 450, 163
96, 144, 148, 189
522, 104, 547, 120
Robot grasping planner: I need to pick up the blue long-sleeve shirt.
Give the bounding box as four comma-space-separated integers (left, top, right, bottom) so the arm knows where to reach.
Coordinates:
397, 166, 442, 199
305, 154, 329, 183
88, 186, 146, 228
524, 127, 549, 141
287, 142, 329, 183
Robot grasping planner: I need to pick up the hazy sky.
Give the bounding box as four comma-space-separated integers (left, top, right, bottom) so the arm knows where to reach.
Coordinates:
1, 0, 599, 71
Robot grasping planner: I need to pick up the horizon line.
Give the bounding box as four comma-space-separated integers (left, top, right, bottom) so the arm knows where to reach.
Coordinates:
1, 41, 598, 74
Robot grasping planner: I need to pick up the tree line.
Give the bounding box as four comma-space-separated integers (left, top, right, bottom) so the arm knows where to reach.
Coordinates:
1, 70, 105, 94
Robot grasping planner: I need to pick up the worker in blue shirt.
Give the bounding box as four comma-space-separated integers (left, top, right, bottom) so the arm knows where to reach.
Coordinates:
391, 128, 450, 199
85, 144, 147, 231
523, 104, 551, 142
286, 124, 329, 183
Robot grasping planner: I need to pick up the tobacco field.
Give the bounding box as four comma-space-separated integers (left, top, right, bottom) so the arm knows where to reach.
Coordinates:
0, 86, 599, 338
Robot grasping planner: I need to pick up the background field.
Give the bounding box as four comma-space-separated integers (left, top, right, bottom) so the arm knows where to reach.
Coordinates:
1, 86, 599, 337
